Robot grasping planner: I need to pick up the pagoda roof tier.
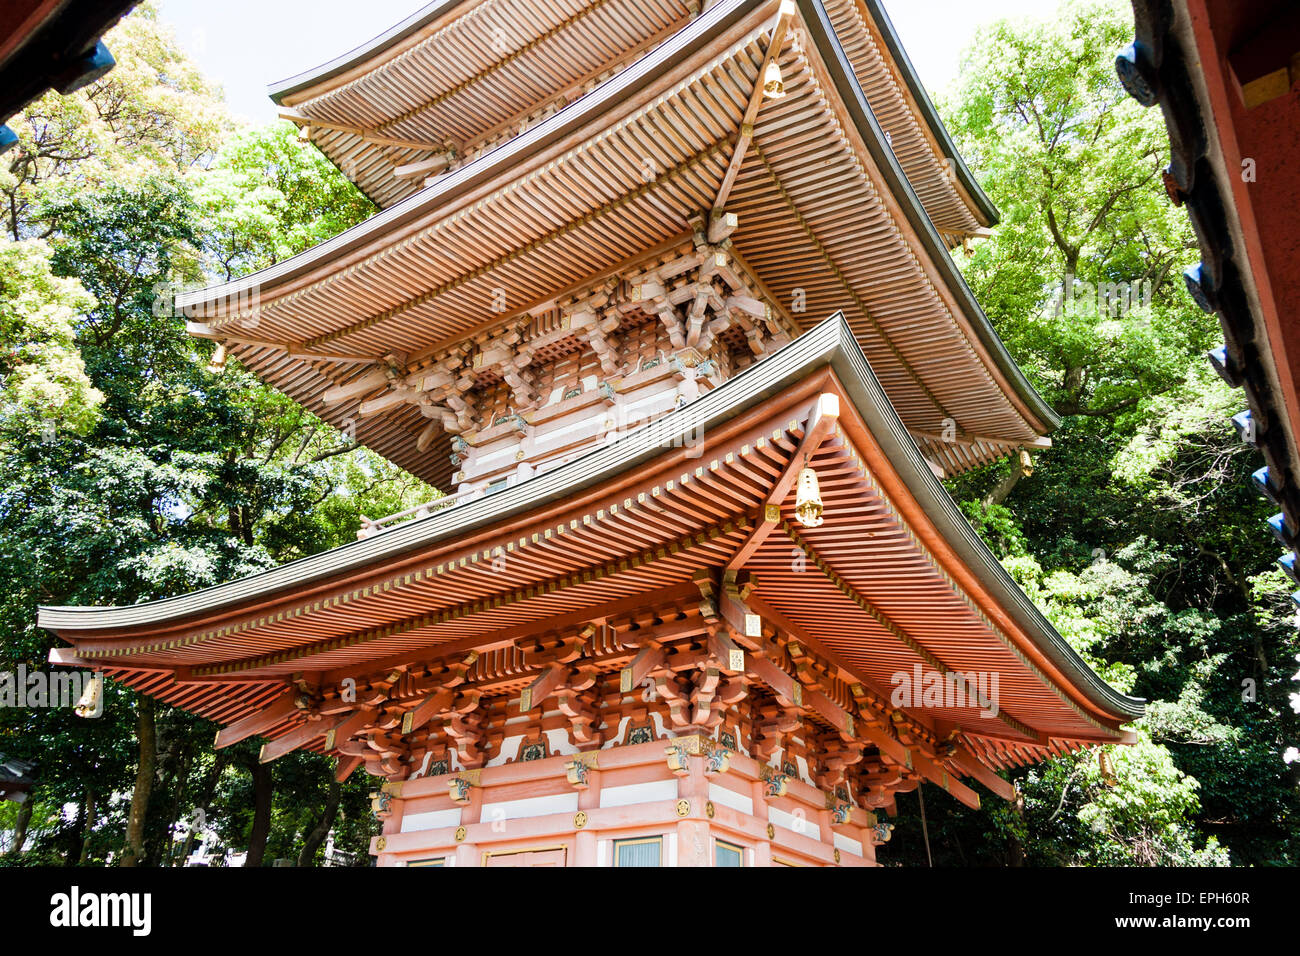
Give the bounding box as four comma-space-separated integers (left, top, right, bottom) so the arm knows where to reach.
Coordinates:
179, 0, 1057, 488
269, 0, 997, 237
821, 0, 998, 236
271, 0, 698, 209
41, 315, 1141, 778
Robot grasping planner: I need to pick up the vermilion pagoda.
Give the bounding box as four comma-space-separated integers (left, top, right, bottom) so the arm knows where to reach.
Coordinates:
39, 0, 1142, 867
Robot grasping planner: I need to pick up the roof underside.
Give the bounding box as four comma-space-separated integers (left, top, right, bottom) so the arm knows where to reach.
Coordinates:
279, 0, 695, 209
42, 316, 1141, 772
182, 0, 1052, 489
272, 0, 996, 231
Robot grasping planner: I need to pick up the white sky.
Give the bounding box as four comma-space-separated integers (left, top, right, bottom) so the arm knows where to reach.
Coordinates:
155, 0, 1058, 125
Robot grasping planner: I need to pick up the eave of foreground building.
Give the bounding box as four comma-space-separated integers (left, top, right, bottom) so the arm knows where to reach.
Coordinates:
41, 315, 1141, 783
1120, 0, 1300, 604
0, 0, 137, 130
175, 0, 1059, 491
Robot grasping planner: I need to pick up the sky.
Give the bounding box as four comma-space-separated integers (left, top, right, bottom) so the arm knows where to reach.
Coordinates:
154, 0, 1058, 125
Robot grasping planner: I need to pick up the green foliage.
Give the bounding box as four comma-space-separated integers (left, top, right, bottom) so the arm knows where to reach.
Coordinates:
0, 5, 422, 867
0, 239, 102, 436
885, 0, 1300, 867
192, 122, 375, 279
943, 0, 1214, 421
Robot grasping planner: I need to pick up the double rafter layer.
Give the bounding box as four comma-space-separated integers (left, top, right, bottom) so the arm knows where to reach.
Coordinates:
270, 0, 997, 238
182, 0, 1056, 489
41, 316, 1141, 801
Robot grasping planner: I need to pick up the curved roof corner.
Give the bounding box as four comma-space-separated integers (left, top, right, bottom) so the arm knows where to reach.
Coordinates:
861, 0, 1001, 227
268, 0, 464, 104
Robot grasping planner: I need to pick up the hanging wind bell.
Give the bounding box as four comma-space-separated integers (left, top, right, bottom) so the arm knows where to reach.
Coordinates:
795, 460, 824, 527
1098, 747, 1117, 786
207, 343, 227, 373
763, 59, 785, 98
74, 672, 102, 718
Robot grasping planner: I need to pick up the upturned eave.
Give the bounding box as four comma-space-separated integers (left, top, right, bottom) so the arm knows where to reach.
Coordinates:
41, 314, 1140, 730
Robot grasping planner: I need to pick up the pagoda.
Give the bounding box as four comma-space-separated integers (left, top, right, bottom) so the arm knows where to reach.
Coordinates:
39, 0, 1142, 867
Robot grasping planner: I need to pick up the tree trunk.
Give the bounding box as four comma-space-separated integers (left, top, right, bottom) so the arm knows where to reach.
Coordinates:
121, 696, 155, 867
7, 798, 32, 857
78, 789, 96, 865
158, 746, 192, 867
982, 450, 1033, 511
296, 778, 342, 867
244, 761, 273, 867
176, 829, 196, 868
178, 750, 228, 866
1007, 791, 1026, 867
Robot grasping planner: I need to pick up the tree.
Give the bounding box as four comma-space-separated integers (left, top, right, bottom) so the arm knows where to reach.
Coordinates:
0, 239, 102, 437
945, 0, 1214, 422
0, 8, 416, 867
887, 0, 1300, 866
191, 122, 374, 280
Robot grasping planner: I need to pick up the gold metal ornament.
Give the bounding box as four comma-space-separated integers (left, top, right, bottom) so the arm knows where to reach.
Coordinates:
706, 801, 716, 819
375, 837, 387, 852
794, 464, 824, 527
574, 811, 588, 829
675, 799, 691, 817
74, 673, 102, 718
763, 60, 785, 98
1019, 447, 1034, 477
1098, 748, 1117, 786
766, 823, 775, 840
454, 825, 467, 842
206, 344, 228, 374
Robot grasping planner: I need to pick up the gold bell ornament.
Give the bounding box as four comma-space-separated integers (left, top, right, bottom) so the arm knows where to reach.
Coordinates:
763, 59, 785, 98
794, 460, 823, 528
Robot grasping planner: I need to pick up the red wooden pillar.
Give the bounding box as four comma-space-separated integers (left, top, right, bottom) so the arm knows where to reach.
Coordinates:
574, 767, 601, 866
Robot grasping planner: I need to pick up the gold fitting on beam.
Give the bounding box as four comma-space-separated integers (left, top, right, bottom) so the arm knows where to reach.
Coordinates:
448, 775, 478, 804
